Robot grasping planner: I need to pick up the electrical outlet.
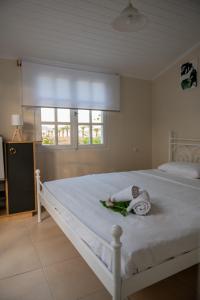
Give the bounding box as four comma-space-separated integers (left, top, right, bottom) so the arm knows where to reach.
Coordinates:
132, 147, 138, 152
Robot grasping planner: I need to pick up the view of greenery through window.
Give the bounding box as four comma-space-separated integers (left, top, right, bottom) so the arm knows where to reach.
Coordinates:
41, 108, 71, 145
78, 110, 103, 145
41, 108, 104, 146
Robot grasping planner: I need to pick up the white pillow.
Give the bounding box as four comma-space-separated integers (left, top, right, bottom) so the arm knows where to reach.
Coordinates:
158, 162, 200, 179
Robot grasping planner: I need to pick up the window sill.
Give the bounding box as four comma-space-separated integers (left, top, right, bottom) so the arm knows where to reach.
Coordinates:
38, 144, 108, 152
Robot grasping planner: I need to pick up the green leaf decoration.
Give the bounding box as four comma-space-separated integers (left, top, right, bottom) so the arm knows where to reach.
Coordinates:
100, 200, 133, 217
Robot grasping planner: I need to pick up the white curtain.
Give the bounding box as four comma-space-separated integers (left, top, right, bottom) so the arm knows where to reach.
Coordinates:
22, 61, 120, 111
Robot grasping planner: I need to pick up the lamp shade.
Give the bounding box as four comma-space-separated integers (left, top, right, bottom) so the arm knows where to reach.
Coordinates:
112, 1, 147, 32
11, 114, 23, 126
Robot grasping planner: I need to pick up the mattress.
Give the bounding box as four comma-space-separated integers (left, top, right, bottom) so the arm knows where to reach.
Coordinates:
43, 170, 200, 278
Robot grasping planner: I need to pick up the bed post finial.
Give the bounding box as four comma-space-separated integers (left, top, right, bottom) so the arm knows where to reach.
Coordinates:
112, 225, 123, 245
111, 225, 123, 300
35, 169, 41, 223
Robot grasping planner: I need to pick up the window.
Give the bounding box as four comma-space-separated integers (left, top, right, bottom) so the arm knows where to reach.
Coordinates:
41, 108, 71, 145
78, 110, 104, 145
40, 108, 105, 147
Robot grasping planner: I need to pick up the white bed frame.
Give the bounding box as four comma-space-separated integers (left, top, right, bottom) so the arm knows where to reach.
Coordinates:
36, 132, 200, 300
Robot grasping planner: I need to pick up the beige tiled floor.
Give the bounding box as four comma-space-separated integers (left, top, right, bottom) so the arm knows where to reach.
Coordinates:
0, 212, 199, 300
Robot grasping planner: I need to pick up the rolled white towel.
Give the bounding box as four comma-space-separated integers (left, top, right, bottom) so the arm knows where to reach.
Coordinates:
111, 185, 140, 202
126, 191, 151, 216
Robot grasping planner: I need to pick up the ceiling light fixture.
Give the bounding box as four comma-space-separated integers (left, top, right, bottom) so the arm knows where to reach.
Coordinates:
112, 0, 147, 32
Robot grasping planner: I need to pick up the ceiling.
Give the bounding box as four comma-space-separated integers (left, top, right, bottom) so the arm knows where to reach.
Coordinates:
0, 0, 200, 80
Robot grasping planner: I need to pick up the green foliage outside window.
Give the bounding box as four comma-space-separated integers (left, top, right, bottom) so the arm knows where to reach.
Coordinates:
42, 137, 54, 144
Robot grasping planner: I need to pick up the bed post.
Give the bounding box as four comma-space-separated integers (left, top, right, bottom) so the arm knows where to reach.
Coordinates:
169, 131, 175, 162
169, 131, 176, 162
111, 225, 123, 300
169, 131, 172, 162
35, 169, 41, 223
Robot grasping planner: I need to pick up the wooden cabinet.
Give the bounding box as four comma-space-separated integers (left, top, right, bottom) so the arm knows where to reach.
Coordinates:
5, 142, 36, 214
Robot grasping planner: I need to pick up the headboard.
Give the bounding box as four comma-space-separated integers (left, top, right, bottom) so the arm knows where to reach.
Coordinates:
169, 131, 200, 163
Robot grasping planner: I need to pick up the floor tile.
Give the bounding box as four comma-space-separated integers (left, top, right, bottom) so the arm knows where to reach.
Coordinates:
0, 218, 28, 240
44, 257, 103, 300
0, 235, 41, 280
28, 215, 64, 243
0, 269, 53, 300
78, 289, 112, 300
175, 265, 200, 298
129, 273, 198, 300
34, 234, 80, 266
1, 214, 200, 300
176, 264, 200, 284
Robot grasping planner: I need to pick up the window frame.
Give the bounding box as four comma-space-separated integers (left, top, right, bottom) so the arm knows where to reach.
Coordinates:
39, 108, 106, 150
40, 108, 73, 148
78, 110, 104, 148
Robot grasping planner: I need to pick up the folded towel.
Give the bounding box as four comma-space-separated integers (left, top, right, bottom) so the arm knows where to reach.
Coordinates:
127, 191, 151, 216
111, 185, 140, 202
101, 185, 151, 216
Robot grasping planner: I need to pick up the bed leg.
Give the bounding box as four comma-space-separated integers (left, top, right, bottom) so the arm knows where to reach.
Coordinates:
35, 169, 41, 223
111, 225, 123, 300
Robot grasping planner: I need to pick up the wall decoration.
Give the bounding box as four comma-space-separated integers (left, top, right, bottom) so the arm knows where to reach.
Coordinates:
181, 60, 197, 90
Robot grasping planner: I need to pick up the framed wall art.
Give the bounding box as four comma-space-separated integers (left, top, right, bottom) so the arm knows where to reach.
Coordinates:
181, 60, 197, 90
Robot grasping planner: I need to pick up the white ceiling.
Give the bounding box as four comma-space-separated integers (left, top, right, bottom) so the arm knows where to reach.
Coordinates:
0, 0, 200, 80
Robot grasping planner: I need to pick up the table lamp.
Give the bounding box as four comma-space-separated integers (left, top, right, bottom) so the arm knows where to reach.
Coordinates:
11, 114, 23, 142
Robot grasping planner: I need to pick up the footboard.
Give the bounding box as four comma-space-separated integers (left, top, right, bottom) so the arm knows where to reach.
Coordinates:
35, 169, 123, 300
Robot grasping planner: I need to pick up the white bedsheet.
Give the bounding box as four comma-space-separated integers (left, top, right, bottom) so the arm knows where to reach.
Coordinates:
43, 170, 200, 278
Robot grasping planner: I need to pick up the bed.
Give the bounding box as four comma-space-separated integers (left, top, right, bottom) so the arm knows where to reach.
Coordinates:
36, 132, 200, 300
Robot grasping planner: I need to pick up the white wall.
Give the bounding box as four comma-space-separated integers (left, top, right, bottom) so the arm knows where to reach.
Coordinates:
0, 59, 152, 180
152, 46, 200, 167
